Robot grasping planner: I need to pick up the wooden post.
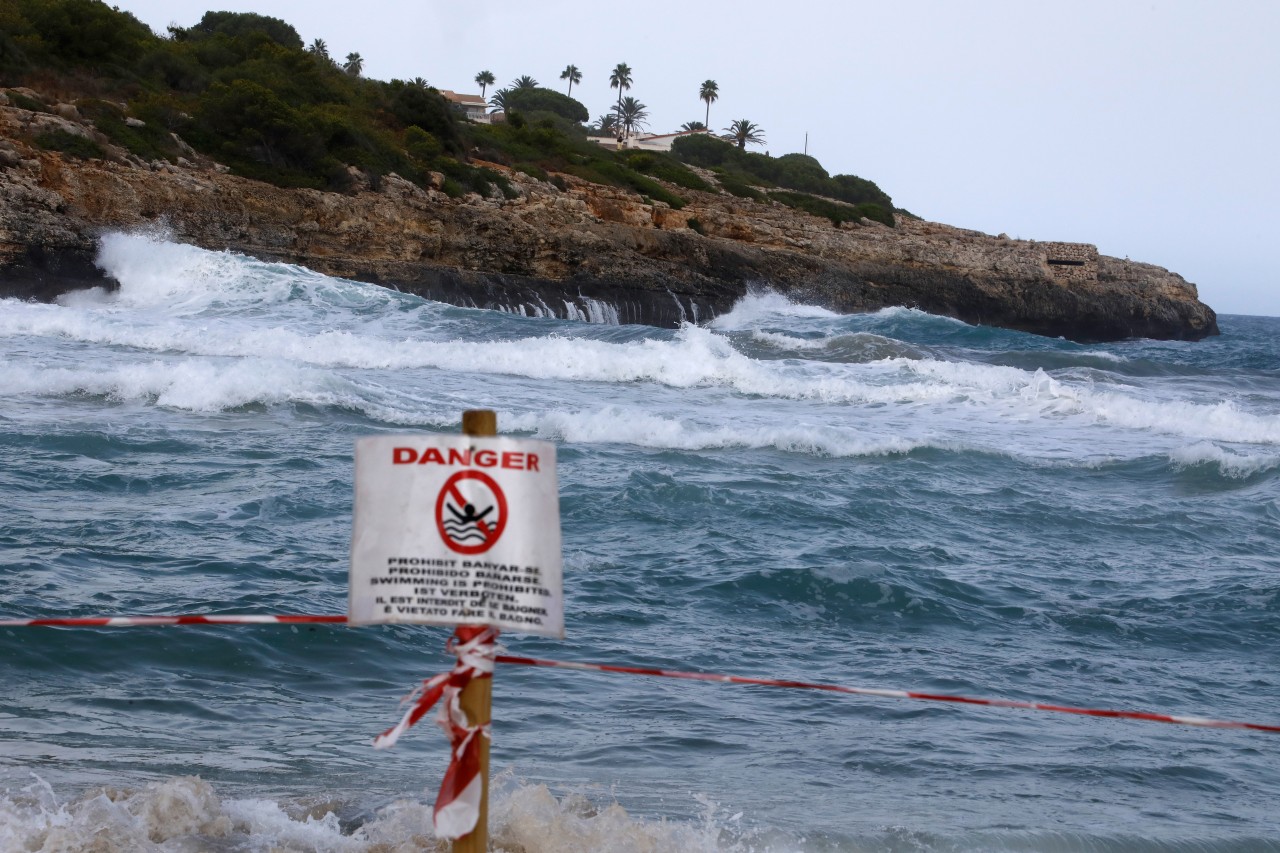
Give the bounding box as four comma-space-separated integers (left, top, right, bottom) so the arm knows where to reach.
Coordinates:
453, 409, 496, 853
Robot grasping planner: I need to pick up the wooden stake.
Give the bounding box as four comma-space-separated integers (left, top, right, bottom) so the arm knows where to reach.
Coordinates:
453, 409, 496, 853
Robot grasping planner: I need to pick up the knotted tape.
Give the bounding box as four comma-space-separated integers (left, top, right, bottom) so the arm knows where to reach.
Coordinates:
373, 626, 499, 839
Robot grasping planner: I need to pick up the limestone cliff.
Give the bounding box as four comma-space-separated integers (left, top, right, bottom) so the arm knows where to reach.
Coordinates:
0, 93, 1218, 341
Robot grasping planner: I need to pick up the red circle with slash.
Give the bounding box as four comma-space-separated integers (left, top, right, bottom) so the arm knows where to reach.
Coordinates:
435, 470, 508, 555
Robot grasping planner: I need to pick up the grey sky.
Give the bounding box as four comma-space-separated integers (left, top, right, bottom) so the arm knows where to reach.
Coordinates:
116, 0, 1280, 317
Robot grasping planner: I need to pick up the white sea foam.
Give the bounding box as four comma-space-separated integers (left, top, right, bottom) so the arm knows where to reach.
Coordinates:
6, 303, 1280, 453
708, 291, 839, 329
0, 773, 786, 853
864, 305, 971, 326
749, 329, 826, 350
90, 231, 426, 322
0, 358, 359, 413
508, 406, 932, 457
7, 233, 1280, 455
1168, 442, 1280, 478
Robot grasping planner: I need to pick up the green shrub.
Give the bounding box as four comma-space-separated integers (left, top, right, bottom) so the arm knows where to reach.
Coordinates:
184, 11, 303, 50
515, 162, 548, 182
15, 0, 153, 67
136, 42, 209, 92
404, 125, 443, 161
440, 177, 464, 198
854, 202, 895, 227
501, 87, 588, 124
475, 165, 516, 199
575, 159, 685, 208
670, 132, 732, 167
673, 130, 893, 211
769, 190, 855, 226
768, 190, 895, 227
831, 173, 892, 209
774, 153, 829, 195
128, 92, 189, 131
386, 82, 462, 155
11, 92, 47, 112
626, 150, 712, 192
78, 100, 181, 161
35, 128, 105, 159
431, 158, 517, 198
715, 170, 764, 200
189, 79, 337, 188
0, 3, 35, 75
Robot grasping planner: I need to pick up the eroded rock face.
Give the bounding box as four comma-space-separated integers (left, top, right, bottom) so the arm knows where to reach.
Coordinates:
0, 97, 1217, 341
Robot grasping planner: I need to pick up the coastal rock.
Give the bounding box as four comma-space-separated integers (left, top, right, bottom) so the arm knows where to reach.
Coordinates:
0, 99, 1217, 341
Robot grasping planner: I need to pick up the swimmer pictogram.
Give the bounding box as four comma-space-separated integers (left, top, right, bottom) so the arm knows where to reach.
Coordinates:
435, 470, 508, 555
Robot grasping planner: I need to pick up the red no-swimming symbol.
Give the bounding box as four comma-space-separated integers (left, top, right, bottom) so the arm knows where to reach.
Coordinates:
435, 470, 508, 555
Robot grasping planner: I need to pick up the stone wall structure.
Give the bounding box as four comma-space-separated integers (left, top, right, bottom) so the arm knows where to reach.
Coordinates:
1041, 241, 1099, 285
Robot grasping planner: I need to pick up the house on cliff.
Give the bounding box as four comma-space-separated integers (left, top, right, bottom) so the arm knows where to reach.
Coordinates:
439, 90, 490, 123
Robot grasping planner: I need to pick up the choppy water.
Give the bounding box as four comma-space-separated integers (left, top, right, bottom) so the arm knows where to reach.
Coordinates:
2, 232, 1278, 852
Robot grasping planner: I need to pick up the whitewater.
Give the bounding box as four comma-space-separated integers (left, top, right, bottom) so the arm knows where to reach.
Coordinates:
1, 232, 1277, 852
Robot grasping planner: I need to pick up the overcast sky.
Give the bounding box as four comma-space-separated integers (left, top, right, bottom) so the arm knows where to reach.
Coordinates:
116, 0, 1279, 317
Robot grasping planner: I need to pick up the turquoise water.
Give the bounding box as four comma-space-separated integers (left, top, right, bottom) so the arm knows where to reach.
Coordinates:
1, 233, 1278, 851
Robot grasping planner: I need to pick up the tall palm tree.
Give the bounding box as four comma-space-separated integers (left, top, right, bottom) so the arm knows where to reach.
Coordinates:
475, 70, 495, 98
724, 119, 766, 150
489, 88, 512, 113
511, 75, 538, 90
699, 79, 719, 128
560, 64, 582, 97
308, 39, 330, 61
681, 121, 707, 132
343, 52, 364, 77
615, 96, 649, 139
609, 62, 633, 115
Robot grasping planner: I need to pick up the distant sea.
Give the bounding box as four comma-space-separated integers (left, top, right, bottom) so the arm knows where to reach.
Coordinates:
2, 233, 1278, 852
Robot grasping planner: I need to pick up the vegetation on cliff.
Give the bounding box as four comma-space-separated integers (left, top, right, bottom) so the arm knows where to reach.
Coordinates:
1, 0, 895, 224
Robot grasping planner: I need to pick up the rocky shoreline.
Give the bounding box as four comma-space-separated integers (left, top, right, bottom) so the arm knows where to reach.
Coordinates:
0, 91, 1218, 341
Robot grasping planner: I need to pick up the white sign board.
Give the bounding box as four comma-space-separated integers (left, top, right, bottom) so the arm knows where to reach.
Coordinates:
349, 434, 563, 637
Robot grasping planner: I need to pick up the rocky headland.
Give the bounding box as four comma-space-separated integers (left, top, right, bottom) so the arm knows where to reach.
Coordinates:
0, 89, 1218, 342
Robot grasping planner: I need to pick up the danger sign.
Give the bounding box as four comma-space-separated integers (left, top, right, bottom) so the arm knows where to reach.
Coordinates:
349, 435, 563, 637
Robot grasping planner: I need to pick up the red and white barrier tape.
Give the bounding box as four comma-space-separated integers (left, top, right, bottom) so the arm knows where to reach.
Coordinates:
0, 614, 347, 627
3, 613, 1277, 734
494, 654, 1280, 734
373, 626, 498, 840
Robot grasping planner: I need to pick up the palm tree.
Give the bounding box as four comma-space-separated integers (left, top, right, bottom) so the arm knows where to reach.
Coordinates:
699, 79, 719, 127
560, 64, 582, 97
724, 119, 766, 150
475, 70, 495, 99
344, 52, 364, 77
489, 88, 512, 113
595, 113, 617, 135
609, 62, 633, 115
410, 77, 429, 89
511, 75, 538, 90
308, 39, 330, 61
615, 96, 649, 139
681, 121, 707, 132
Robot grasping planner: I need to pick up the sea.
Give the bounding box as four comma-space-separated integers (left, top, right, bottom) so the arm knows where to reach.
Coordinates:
1, 231, 1278, 852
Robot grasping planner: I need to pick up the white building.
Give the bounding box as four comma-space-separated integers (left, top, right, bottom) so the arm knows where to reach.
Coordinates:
439, 90, 490, 123
589, 128, 714, 152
